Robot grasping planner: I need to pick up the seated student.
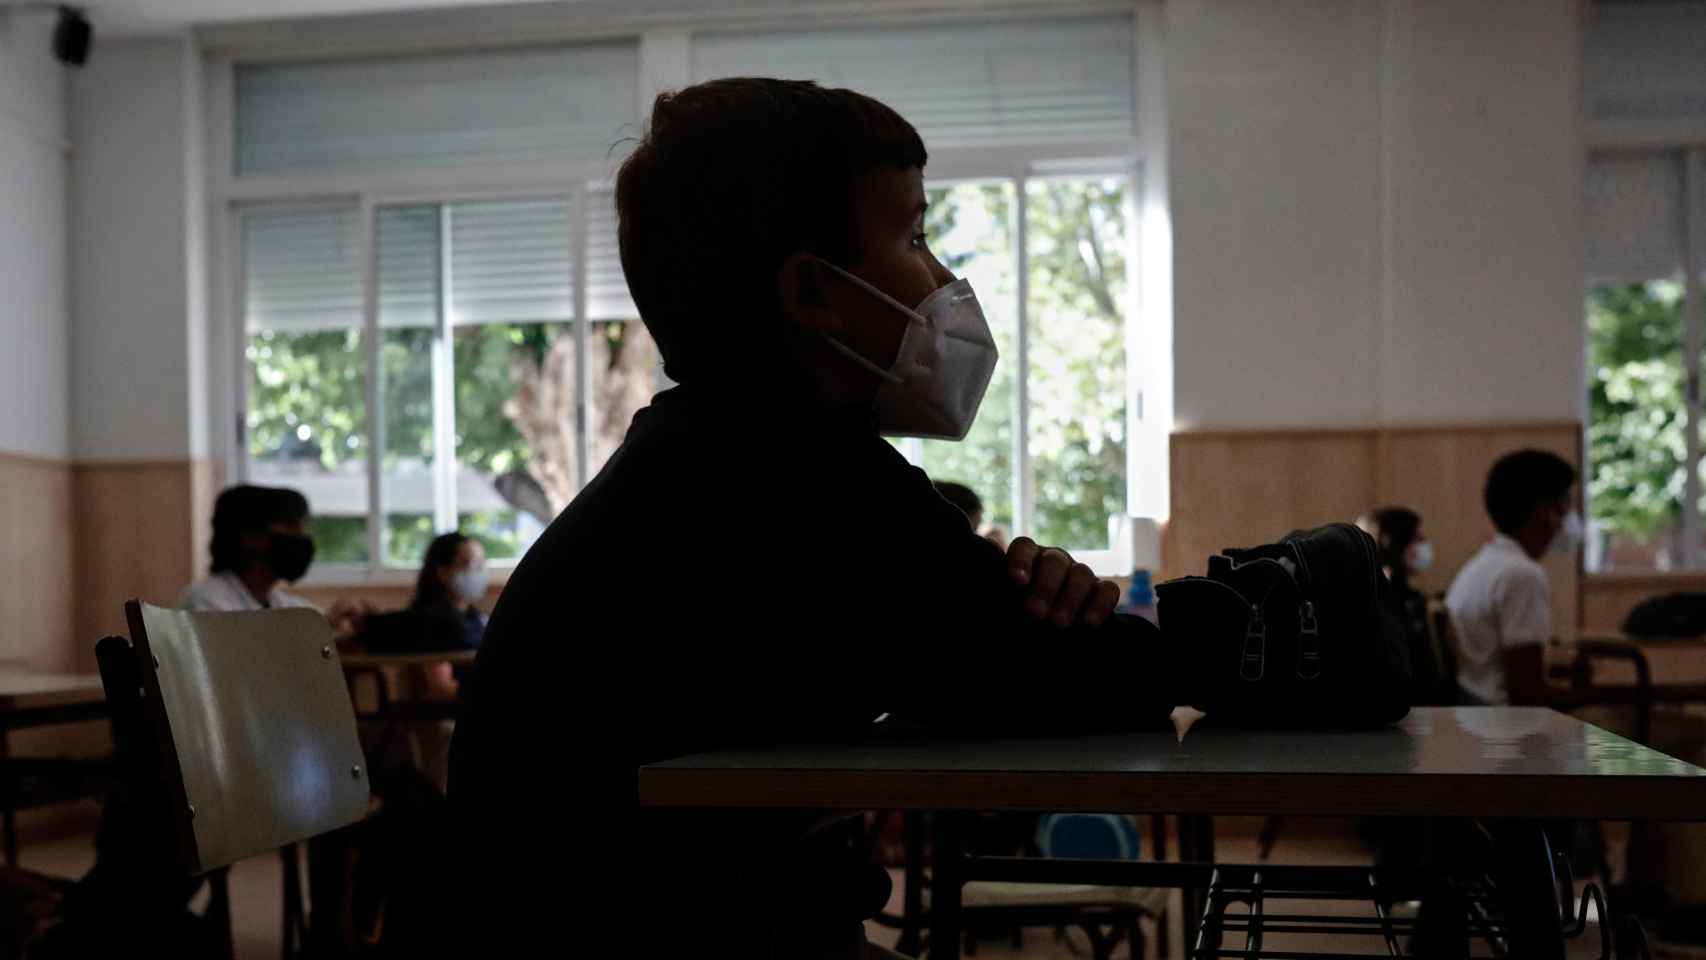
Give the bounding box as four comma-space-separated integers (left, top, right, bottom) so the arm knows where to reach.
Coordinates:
935, 478, 1009, 550
178, 484, 365, 639
178, 484, 318, 611
362, 532, 488, 700
1445, 450, 1580, 706
1369, 507, 1448, 705
444, 79, 1179, 958
353, 533, 488, 795
933, 480, 983, 531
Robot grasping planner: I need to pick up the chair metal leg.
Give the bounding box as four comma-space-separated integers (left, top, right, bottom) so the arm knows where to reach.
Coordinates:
1491, 821, 1566, 960
207, 867, 236, 960
897, 812, 926, 957
281, 843, 306, 960
930, 813, 965, 959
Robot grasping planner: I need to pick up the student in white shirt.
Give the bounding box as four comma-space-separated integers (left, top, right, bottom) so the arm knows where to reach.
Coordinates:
1445, 449, 1581, 705
178, 484, 321, 612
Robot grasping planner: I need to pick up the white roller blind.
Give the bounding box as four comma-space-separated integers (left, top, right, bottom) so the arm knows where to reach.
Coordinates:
448, 197, 574, 325
586, 186, 637, 321
1588, 5, 1706, 128
1586, 150, 1685, 284
243, 205, 361, 333
235, 41, 641, 178
377, 205, 439, 329
691, 16, 1136, 149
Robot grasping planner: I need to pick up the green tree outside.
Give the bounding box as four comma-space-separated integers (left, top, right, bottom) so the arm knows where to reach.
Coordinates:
1586, 281, 1686, 560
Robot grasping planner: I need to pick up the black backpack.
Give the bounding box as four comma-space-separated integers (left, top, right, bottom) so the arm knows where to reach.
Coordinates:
1621, 592, 1706, 641
1155, 522, 1413, 728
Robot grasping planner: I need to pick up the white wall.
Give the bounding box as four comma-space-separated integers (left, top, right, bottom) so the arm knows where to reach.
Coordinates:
0, 11, 70, 459
68, 35, 207, 462
1169, 0, 1581, 430
1380, 0, 1581, 423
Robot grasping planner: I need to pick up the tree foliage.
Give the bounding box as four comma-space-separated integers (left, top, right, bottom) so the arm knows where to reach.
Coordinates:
1586, 281, 1686, 549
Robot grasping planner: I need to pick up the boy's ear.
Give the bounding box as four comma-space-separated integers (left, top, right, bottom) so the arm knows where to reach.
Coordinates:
776, 253, 843, 334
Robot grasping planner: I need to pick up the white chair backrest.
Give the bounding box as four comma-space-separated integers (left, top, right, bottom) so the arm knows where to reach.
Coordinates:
123, 600, 369, 874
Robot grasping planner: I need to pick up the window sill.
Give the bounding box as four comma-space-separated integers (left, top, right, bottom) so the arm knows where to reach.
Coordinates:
296, 563, 517, 590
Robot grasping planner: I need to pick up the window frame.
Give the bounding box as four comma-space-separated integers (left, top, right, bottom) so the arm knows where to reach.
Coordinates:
1583, 145, 1706, 572
206, 7, 1160, 582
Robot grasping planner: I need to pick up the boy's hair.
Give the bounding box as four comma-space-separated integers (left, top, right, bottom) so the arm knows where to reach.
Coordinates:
412, 531, 471, 610
1483, 450, 1575, 535
933, 481, 983, 520
209, 485, 309, 572
615, 78, 927, 383
1371, 506, 1420, 568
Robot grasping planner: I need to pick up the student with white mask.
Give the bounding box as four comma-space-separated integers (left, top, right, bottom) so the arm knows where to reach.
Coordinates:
443, 78, 1184, 960
1370, 506, 1449, 704
1445, 450, 1580, 706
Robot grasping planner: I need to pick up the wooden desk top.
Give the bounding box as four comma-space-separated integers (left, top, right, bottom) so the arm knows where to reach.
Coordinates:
0, 673, 105, 713
339, 650, 477, 670
640, 707, 1706, 821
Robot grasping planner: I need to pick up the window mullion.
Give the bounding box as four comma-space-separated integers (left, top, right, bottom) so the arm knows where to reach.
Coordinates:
1685, 148, 1705, 568
572, 186, 591, 491
1013, 171, 1033, 541
360, 194, 384, 573
435, 204, 458, 534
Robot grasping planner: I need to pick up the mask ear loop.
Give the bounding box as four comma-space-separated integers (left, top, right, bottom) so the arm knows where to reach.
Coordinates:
822, 336, 903, 384
810, 256, 923, 386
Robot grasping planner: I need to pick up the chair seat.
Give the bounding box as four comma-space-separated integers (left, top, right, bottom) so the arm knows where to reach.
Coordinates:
927, 880, 1169, 914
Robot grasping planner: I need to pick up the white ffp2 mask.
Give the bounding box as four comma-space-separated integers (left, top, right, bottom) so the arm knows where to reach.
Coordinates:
450, 568, 488, 605
1549, 511, 1583, 557
1407, 541, 1435, 575
816, 262, 998, 440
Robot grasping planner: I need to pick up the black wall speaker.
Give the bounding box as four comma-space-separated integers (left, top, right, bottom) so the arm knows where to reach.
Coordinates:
52, 7, 91, 68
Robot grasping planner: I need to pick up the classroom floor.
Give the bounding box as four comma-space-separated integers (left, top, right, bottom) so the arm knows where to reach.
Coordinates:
11, 814, 1646, 959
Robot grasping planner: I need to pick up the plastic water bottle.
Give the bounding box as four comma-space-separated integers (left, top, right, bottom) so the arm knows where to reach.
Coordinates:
1122, 568, 1158, 625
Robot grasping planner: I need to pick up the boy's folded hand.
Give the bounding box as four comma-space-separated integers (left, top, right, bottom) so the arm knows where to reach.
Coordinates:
1006, 537, 1120, 628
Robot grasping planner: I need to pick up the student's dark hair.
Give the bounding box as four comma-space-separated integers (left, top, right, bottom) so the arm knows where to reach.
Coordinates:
615, 77, 928, 384
208, 485, 309, 573
1371, 506, 1421, 572
933, 481, 983, 520
1484, 449, 1575, 535
412, 532, 470, 610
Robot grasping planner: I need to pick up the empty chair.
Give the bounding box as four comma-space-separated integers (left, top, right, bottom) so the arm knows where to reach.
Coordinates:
77, 601, 369, 958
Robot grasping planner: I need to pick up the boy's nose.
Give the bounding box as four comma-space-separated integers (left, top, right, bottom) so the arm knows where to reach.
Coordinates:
927, 251, 957, 289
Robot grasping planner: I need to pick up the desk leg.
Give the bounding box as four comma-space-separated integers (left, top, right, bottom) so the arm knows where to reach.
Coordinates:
1178, 814, 1214, 945
1178, 814, 1197, 948
1490, 821, 1565, 960
929, 812, 964, 960
896, 812, 926, 957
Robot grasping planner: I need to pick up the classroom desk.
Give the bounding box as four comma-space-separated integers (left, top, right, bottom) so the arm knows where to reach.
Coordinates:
339, 650, 474, 721
338, 650, 478, 671
0, 673, 107, 866
641, 707, 1706, 958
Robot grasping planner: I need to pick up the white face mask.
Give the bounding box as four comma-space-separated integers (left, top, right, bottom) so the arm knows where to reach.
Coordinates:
815, 261, 999, 440
1407, 541, 1434, 575
1549, 510, 1584, 557
449, 568, 488, 605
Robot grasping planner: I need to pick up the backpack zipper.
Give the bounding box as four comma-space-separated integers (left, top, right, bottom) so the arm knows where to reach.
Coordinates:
1287, 538, 1320, 679
1297, 600, 1321, 679
1241, 604, 1267, 681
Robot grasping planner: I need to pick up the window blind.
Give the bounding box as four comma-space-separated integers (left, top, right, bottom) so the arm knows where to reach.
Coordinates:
1586, 150, 1685, 285
236, 41, 641, 178
691, 16, 1136, 149
243, 204, 361, 333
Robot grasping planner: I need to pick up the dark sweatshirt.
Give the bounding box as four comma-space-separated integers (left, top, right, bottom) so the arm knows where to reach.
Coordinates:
445, 375, 1175, 950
